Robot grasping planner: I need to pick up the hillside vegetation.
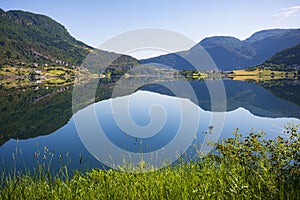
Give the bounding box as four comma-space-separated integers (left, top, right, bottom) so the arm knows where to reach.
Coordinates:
0, 9, 92, 67
0, 9, 139, 79
260, 43, 300, 71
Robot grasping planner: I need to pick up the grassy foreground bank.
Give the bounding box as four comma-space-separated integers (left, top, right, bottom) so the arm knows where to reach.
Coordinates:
0, 124, 299, 200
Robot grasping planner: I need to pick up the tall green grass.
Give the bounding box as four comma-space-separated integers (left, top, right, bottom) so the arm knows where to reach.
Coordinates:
0, 123, 299, 200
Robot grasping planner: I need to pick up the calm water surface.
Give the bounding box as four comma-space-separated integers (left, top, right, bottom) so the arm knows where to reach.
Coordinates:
0, 78, 299, 172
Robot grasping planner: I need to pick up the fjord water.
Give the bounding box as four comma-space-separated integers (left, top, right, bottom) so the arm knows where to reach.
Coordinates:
0, 79, 299, 172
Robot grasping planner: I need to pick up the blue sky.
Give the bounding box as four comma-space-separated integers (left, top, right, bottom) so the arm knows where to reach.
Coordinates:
1, 0, 300, 56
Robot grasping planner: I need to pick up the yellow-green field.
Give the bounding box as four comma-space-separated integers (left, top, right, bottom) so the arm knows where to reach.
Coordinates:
0, 66, 79, 88
0, 66, 77, 77
227, 69, 296, 81
46, 78, 67, 84
230, 69, 293, 76
0, 78, 32, 88
192, 73, 208, 79
45, 69, 66, 77
0, 66, 32, 76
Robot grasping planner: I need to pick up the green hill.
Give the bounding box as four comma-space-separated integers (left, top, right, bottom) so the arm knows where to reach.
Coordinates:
0, 9, 94, 66
256, 43, 300, 71
0, 8, 139, 75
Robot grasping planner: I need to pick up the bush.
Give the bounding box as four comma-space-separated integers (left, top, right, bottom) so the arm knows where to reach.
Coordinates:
215, 123, 300, 178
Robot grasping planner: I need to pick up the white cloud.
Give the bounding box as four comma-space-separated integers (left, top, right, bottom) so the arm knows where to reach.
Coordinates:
275, 6, 300, 22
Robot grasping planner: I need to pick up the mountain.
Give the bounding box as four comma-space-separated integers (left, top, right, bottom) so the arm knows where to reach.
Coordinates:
0, 9, 93, 66
0, 9, 138, 69
244, 29, 300, 67
139, 53, 195, 70
141, 29, 300, 71
258, 42, 300, 71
